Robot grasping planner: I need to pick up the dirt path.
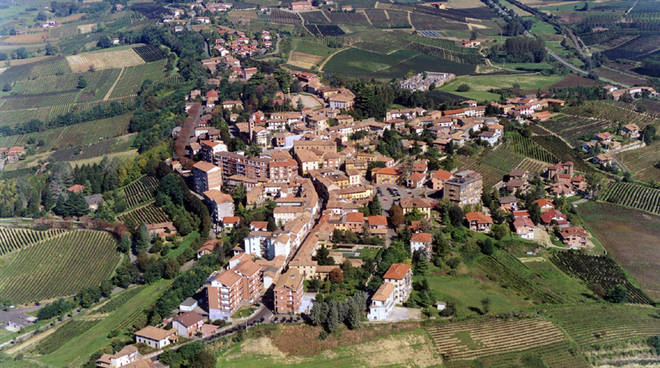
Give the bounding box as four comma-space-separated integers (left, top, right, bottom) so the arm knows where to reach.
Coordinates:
534, 123, 575, 149
360, 9, 373, 25
103, 67, 124, 101
318, 47, 349, 71
406, 11, 415, 30
321, 10, 331, 23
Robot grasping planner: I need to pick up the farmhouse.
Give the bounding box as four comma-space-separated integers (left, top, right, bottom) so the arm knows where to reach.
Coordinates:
172, 311, 205, 337
134, 326, 177, 349
559, 226, 588, 248
465, 211, 493, 232
290, 1, 314, 11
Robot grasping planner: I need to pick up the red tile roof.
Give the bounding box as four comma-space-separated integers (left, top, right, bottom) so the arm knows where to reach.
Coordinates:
432, 169, 452, 181
346, 212, 364, 223
368, 215, 388, 226
383, 263, 411, 280
410, 232, 432, 243
464, 211, 493, 224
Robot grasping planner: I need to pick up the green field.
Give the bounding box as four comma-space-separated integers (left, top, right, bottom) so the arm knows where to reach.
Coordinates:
456, 148, 524, 188
36, 279, 171, 367
291, 38, 336, 57
0, 230, 121, 304
439, 74, 564, 101
616, 140, 660, 182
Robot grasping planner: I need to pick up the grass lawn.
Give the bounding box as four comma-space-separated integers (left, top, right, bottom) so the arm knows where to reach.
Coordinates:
529, 18, 558, 36
35, 279, 171, 367
167, 231, 200, 260
292, 38, 336, 57
439, 74, 563, 101
423, 263, 533, 318
232, 307, 256, 319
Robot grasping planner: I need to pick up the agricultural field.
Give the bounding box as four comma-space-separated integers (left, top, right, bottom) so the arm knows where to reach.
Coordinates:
66, 47, 145, 72
505, 132, 558, 163
0, 227, 67, 255
529, 129, 594, 173
109, 60, 167, 99
266, 9, 301, 25
117, 203, 170, 228
546, 303, 660, 349
551, 251, 653, 304
599, 182, 660, 215
428, 318, 565, 362
456, 148, 524, 188
35, 320, 100, 355
577, 201, 660, 301
96, 286, 145, 313
541, 115, 612, 147
514, 157, 552, 174
616, 140, 660, 182
34, 279, 171, 367
0, 230, 121, 304
133, 45, 168, 62
439, 74, 563, 101
563, 100, 660, 128
120, 176, 159, 209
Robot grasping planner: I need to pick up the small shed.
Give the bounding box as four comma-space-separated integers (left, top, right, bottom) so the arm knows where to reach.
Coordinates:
179, 297, 198, 312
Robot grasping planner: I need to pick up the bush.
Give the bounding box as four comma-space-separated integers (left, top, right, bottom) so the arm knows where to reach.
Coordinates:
456, 83, 471, 92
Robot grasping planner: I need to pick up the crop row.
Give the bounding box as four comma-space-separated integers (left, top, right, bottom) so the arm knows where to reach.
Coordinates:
515, 157, 551, 174
506, 132, 558, 163
551, 251, 652, 304
121, 176, 159, 208
96, 286, 145, 314
0, 227, 66, 255
133, 45, 168, 62
35, 320, 99, 355
0, 230, 120, 304
117, 204, 169, 229
599, 182, 660, 215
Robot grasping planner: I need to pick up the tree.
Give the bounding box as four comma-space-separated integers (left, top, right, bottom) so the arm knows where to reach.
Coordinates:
641, 125, 656, 145
135, 223, 150, 253
481, 297, 490, 314
492, 223, 508, 240
448, 205, 464, 227
77, 76, 87, 89
97, 35, 112, 49
329, 268, 344, 284
316, 246, 335, 265
607, 285, 627, 303
456, 84, 471, 92
389, 204, 405, 228
368, 196, 382, 216
326, 301, 340, 332
118, 236, 131, 253
480, 238, 494, 255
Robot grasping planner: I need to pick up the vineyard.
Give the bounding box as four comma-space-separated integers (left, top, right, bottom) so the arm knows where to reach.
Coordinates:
514, 158, 552, 174
428, 318, 565, 361
506, 132, 558, 163
35, 320, 100, 355
477, 254, 564, 304
109, 60, 167, 99
547, 304, 660, 349
96, 286, 145, 314
445, 341, 589, 368
267, 9, 301, 24
551, 252, 652, 304
120, 176, 159, 208
117, 204, 169, 228
599, 182, 660, 215
0, 228, 66, 255
133, 45, 168, 62
0, 230, 120, 304
456, 148, 524, 188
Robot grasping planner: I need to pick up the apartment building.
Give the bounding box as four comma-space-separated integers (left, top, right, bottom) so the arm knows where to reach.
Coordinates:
383, 263, 412, 305
443, 170, 483, 207
207, 258, 263, 321
192, 161, 223, 194
216, 151, 270, 180
274, 269, 304, 314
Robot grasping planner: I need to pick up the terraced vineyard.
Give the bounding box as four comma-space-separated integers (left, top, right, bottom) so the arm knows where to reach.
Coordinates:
35, 320, 100, 355
120, 176, 159, 208
117, 204, 169, 228
445, 341, 589, 368
506, 132, 558, 163
456, 149, 524, 188
551, 252, 652, 304
599, 182, 660, 215
0, 230, 120, 304
0, 228, 66, 255
547, 304, 660, 349
428, 318, 565, 361
96, 286, 144, 313
514, 157, 551, 174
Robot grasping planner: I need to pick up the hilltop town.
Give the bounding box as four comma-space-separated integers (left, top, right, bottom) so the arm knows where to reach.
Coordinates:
0, 0, 659, 367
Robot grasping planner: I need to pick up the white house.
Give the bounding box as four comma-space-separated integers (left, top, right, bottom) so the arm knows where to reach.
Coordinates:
179, 297, 198, 312
410, 232, 432, 258
134, 326, 177, 349
367, 282, 395, 321
96, 345, 139, 368
513, 216, 535, 239
172, 311, 205, 338
244, 231, 271, 258
383, 263, 412, 305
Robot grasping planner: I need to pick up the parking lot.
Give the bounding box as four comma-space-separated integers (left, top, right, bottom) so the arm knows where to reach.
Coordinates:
375, 184, 438, 211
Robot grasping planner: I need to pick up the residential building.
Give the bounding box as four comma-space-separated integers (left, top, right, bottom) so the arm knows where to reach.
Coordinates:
559, 226, 588, 248
290, 0, 313, 11
444, 170, 483, 207
172, 311, 205, 337
383, 263, 412, 305
406, 172, 426, 188
431, 169, 452, 191
465, 211, 493, 232
97, 345, 139, 368
193, 161, 223, 194
274, 269, 304, 314
513, 216, 535, 239
207, 258, 263, 321
410, 232, 432, 257
367, 282, 395, 321
367, 215, 388, 238
400, 197, 433, 219
203, 190, 234, 225
372, 167, 401, 185
216, 151, 270, 180
134, 326, 177, 349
